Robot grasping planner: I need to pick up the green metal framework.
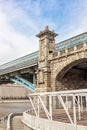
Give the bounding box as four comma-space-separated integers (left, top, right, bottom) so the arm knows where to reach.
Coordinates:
10, 76, 36, 91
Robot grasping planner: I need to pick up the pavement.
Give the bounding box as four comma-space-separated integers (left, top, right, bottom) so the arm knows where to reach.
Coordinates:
0, 99, 29, 103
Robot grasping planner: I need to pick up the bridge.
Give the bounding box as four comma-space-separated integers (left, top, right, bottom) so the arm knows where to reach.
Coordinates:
0, 26, 87, 130
0, 26, 87, 95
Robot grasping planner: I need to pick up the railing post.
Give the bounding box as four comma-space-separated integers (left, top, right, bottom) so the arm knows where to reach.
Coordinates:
58, 51, 60, 58
65, 48, 68, 56
73, 95, 76, 125
49, 95, 52, 120
38, 95, 51, 120
37, 96, 40, 117
66, 96, 68, 110
81, 96, 83, 113
78, 95, 81, 120
29, 96, 38, 117
74, 45, 77, 52
86, 95, 87, 111
58, 95, 73, 124
83, 42, 87, 50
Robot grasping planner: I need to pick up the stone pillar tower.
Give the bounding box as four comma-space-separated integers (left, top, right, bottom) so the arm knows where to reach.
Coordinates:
36, 26, 58, 92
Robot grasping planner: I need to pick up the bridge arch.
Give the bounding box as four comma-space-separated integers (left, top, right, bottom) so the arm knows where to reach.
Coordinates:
54, 56, 87, 91
56, 58, 87, 80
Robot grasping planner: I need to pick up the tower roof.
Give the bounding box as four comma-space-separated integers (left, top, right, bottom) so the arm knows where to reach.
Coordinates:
36, 26, 58, 38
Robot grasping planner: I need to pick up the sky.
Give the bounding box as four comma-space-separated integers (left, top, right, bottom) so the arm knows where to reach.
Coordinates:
0, 0, 87, 65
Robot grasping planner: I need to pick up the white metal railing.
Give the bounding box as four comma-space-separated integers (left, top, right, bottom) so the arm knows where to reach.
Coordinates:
28, 89, 87, 125
7, 113, 13, 130
22, 112, 87, 130
7, 113, 23, 130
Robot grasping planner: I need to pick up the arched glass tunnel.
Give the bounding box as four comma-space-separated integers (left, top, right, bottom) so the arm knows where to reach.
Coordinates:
55, 59, 87, 91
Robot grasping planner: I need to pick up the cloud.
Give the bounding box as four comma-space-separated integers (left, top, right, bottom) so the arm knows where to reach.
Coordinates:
56, 0, 87, 42
0, 0, 87, 64
0, 0, 56, 64
0, 0, 39, 64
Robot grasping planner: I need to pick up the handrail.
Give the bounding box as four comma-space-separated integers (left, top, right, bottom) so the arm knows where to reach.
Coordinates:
7, 113, 23, 130
29, 88, 87, 96
28, 88, 87, 125
7, 113, 13, 130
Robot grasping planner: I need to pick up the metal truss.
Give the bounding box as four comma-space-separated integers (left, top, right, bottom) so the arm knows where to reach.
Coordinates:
28, 89, 87, 125
10, 76, 36, 91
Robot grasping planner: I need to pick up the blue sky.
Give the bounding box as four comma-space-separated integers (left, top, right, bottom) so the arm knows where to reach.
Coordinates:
0, 0, 87, 64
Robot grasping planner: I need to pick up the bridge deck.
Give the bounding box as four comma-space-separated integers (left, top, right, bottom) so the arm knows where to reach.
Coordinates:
0, 32, 87, 75
0, 51, 38, 75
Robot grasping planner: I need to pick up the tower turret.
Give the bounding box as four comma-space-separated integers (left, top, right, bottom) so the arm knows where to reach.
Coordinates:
36, 26, 58, 61
36, 26, 58, 92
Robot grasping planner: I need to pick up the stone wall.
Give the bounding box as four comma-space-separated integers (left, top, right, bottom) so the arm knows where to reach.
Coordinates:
55, 68, 87, 91
0, 83, 30, 99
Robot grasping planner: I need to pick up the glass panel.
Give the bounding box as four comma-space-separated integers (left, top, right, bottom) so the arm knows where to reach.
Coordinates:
0, 51, 39, 69
76, 43, 83, 49
68, 47, 74, 52
56, 32, 87, 52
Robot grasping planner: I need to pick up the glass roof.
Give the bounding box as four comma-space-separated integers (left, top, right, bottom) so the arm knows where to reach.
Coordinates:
0, 32, 87, 70
56, 32, 87, 51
